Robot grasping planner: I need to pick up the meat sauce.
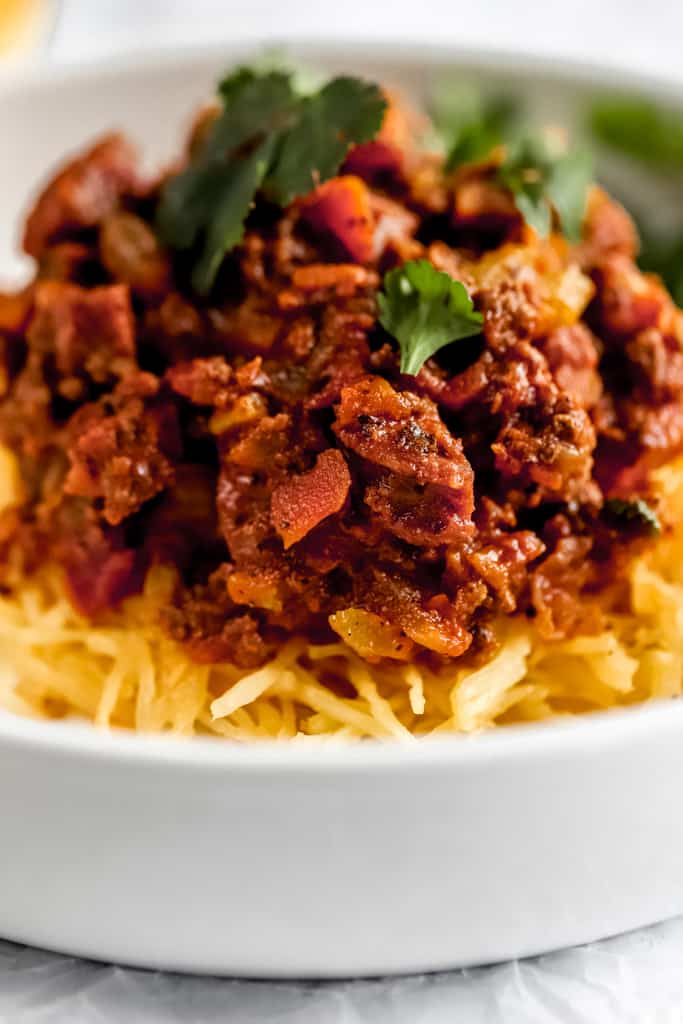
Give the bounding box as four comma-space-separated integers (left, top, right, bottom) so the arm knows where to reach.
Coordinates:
0, 94, 681, 670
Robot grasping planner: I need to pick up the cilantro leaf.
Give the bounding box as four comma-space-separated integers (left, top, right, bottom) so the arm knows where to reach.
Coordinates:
378, 259, 483, 376
589, 96, 683, 170
191, 137, 275, 296
546, 148, 593, 243
157, 66, 385, 294
430, 82, 519, 171
603, 498, 661, 536
157, 70, 296, 253
498, 136, 592, 243
265, 77, 386, 205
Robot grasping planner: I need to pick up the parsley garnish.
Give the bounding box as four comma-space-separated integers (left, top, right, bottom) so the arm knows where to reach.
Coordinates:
498, 137, 592, 243
430, 82, 519, 171
639, 232, 683, 308
377, 259, 483, 376
604, 498, 661, 536
265, 77, 387, 206
157, 66, 386, 294
589, 96, 683, 170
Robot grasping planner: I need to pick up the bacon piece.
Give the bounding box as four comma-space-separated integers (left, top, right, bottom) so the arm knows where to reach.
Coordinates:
361, 568, 472, 658
271, 449, 351, 549
23, 134, 138, 258
300, 176, 374, 264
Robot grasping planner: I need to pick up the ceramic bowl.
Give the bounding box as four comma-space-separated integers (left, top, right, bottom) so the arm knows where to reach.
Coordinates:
0, 44, 682, 977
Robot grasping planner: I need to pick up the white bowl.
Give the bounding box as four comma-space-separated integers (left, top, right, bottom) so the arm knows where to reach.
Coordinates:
1, 44, 682, 978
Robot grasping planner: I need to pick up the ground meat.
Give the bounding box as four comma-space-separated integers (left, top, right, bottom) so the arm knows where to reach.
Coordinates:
27, 281, 136, 395
64, 373, 180, 524
99, 212, 172, 300
537, 324, 602, 408
0, 114, 676, 664
54, 499, 141, 616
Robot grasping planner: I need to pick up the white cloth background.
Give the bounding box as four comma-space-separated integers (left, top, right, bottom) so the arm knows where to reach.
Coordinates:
4, 2, 683, 1020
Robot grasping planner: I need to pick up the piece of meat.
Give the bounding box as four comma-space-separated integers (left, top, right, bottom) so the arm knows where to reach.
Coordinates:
589, 254, 668, 341
465, 530, 545, 613
166, 356, 235, 406
334, 376, 474, 509
271, 449, 351, 549
305, 298, 373, 409
537, 324, 602, 408
27, 281, 136, 394
144, 463, 220, 568
55, 499, 141, 616
0, 354, 54, 457
23, 134, 138, 259
531, 520, 593, 638
492, 398, 596, 500
99, 211, 172, 300
364, 473, 475, 547
163, 566, 267, 668
64, 373, 180, 524
578, 186, 638, 267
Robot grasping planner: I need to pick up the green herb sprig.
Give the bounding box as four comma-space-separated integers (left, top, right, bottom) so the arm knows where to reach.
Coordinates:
603, 498, 661, 536
157, 66, 386, 294
498, 136, 593, 243
589, 96, 683, 171
378, 259, 483, 376
430, 82, 519, 171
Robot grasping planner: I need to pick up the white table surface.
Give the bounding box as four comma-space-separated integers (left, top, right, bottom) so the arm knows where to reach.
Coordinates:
4, 2, 683, 1020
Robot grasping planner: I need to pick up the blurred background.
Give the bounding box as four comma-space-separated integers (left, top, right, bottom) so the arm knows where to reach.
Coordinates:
0, 0, 681, 81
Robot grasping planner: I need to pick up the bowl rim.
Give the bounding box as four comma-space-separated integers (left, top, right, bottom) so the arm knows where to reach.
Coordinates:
0, 38, 683, 103
0, 41, 682, 770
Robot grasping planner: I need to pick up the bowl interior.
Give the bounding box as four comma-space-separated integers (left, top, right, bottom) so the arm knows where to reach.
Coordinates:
0, 43, 681, 761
